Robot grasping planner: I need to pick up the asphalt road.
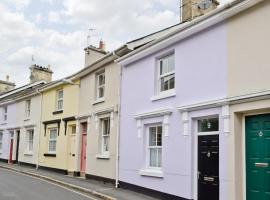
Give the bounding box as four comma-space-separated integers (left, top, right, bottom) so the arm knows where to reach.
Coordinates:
0, 168, 101, 200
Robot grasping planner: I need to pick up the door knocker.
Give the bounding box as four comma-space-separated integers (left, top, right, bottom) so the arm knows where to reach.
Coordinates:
258, 131, 263, 137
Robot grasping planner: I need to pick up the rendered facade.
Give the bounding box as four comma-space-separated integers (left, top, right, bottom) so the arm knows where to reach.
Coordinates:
0, 1, 269, 200
118, 0, 270, 200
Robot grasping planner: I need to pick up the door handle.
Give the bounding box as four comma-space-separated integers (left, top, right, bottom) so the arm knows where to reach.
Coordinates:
203, 177, 214, 182
255, 163, 268, 168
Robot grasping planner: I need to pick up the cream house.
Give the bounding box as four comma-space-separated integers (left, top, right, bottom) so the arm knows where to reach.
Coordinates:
0, 65, 50, 166
74, 28, 183, 185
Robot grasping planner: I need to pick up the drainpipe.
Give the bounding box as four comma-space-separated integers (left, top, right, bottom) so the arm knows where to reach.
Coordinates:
114, 51, 121, 188
35, 88, 43, 170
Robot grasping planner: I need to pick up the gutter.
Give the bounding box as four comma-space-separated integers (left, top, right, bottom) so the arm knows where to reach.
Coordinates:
117, 0, 264, 66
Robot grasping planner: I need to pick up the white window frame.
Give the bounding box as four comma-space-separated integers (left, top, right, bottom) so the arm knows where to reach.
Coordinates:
147, 125, 163, 169
96, 70, 105, 100
48, 128, 57, 154
25, 99, 31, 118
3, 106, 7, 121
100, 118, 110, 155
56, 89, 64, 111
157, 54, 175, 94
26, 129, 34, 153
0, 131, 3, 152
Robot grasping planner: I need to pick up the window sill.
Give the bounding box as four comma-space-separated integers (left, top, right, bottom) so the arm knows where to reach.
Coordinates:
24, 118, 30, 122
92, 98, 105, 105
44, 153, 56, 157
24, 152, 33, 156
0, 122, 7, 125
53, 110, 63, 115
139, 168, 164, 178
96, 153, 110, 160
151, 90, 176, 101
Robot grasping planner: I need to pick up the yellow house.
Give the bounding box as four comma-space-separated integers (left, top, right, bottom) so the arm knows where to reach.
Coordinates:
38, 78, 80, 175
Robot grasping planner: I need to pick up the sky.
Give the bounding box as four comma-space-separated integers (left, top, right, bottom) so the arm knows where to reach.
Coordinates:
0, 0, 228, 86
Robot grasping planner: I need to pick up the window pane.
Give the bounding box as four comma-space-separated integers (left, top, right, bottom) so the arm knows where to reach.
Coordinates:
160, 59, 168, 75
102, 119, 110, 135
168, 55, 175, 72
198, 118, 219, 132
98, 87, 104, 98
150, 148, 157, 167
160, 55, 174, 75
98, 73, 105, 86
157, 127, 162, 146
57, 100, 63, 110
49, 141, 56, 152
157, 149, 162, 167
58, 90, 63, 99
149, 127, 157, 146
161, 74, 175, 92
103, 136, 109, 152
50, 129, 57, 139
71, 126, 76, 134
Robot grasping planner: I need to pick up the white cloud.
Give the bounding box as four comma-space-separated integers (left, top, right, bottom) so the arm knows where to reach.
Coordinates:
48, 11, 61, 23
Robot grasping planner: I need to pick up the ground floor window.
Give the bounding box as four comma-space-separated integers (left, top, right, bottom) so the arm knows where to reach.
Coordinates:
148, 125, 163, 168
48, 128, 57, 153
27, 130, 34, 152
100, 118, 110, 154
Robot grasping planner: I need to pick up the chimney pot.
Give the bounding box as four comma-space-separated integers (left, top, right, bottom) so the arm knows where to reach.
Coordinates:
6, 75, 9, 82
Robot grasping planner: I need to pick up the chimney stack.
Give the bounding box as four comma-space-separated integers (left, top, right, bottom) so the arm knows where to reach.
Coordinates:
181, 0, 219, 22
29, 64, 53, 83
0, 75, 15, 94
84, 40, 107, 67
99, 40, 106, 51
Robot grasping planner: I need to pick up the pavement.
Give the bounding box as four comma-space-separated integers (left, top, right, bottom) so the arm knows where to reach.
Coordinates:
0, 163, 158, 200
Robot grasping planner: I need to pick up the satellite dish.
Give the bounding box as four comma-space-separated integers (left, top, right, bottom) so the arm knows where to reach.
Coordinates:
198, 0, 213, 10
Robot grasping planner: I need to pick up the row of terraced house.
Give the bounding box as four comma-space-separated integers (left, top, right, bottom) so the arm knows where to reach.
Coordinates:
0, 0, 269, 200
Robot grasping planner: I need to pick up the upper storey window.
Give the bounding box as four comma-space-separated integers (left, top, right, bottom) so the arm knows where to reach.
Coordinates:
96, 70, 105, 100
3, 106, 7, 121
25, 100, 31, 118
158, 54, 175, 93
56, 89, 64, 111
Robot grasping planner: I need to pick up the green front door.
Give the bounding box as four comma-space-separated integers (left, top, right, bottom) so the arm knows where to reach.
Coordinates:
246, 114, 270, 200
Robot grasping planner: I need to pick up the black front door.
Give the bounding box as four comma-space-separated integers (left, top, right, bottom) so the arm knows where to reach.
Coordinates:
198, 135, 219, 200
15, 131, 20, 162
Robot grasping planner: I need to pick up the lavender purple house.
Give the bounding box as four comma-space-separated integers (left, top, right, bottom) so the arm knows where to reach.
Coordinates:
116, 1, 242, 199
118, 25, 227, 200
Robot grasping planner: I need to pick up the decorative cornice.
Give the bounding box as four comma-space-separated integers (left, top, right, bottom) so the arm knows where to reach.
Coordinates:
134, 108, 173, 120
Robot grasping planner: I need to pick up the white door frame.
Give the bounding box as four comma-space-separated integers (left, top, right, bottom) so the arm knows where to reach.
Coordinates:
193, 119, 219, 200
